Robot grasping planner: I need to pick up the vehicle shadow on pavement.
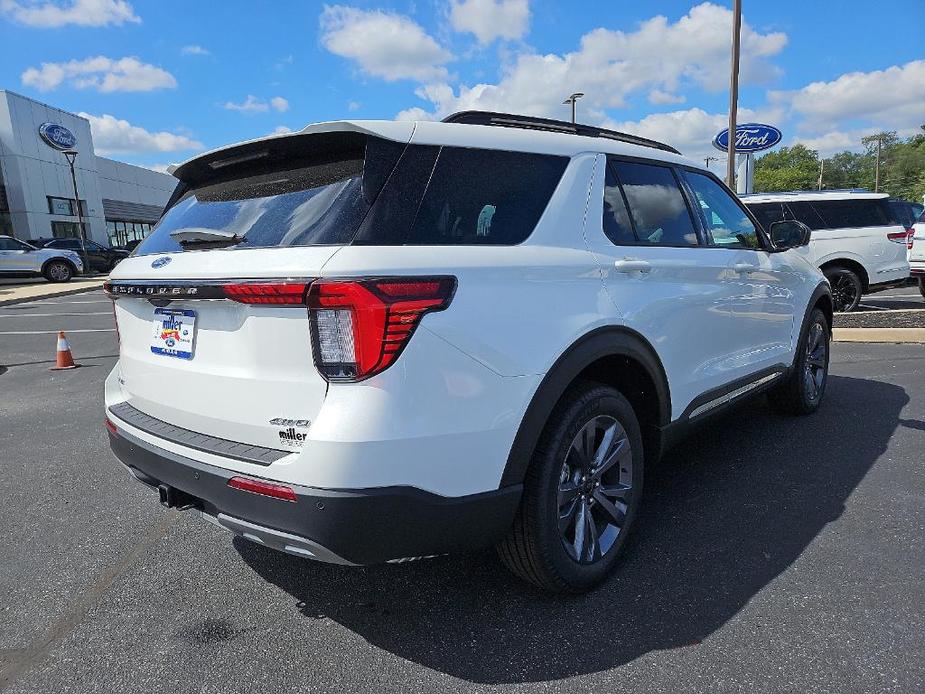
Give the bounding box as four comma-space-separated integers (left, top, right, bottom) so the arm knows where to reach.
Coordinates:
236, 375, 905, 684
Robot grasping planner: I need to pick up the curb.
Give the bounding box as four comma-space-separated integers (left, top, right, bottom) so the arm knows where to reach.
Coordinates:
0, 281, 106, 307
833, 328, 925, 344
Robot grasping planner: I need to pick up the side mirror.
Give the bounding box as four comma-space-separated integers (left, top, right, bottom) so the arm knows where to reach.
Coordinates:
769, 220, 811, 250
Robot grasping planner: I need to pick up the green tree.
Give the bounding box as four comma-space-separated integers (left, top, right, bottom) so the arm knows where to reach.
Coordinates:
754, 145, 820, 192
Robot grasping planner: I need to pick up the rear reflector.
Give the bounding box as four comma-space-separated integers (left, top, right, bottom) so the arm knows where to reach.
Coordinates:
105, 418, 118, 436
307, 276, 456, 382
222, 282, 310, 305
227, 476, 297, 502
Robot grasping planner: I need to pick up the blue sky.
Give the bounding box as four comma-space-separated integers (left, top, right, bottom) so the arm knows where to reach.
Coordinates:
1, 0, 923, 170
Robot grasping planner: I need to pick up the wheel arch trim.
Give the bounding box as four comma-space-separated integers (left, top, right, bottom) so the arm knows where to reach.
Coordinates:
499, 326, 671, 487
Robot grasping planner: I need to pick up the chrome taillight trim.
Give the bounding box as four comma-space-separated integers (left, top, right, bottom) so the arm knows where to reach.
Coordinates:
103, 278, 315, 304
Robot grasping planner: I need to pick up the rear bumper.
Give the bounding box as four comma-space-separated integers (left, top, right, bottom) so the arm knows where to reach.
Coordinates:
108, 424, 521, 565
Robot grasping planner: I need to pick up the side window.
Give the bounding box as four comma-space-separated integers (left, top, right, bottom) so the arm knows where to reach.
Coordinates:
610, 160, 699, 246
601, 163, 636, 244
812, 199, 891, 229
683, 170, 760, 249
785, 201, 826, 230
404, 147, 569, 245
0, 238, 20, 250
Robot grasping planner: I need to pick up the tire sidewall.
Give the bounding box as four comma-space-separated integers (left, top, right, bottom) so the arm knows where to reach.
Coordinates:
532, 385, 645, 591
919, 277, 925, 299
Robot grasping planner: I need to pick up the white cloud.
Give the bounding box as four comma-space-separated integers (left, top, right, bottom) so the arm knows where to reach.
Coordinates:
22, 56, 176, 93
603, 105, 783, 162
647, 89, 685, 105
772, 60, 925, 131
78, 112, 203, 155
347, 100, 361, 112
403, 3, 785, 121
449, 0, 530, 45
272, 125, 292, 135
320, 5, 452, 82
0, 0, 139, 27
223, 95, 289, 113
181, 44, 209, 56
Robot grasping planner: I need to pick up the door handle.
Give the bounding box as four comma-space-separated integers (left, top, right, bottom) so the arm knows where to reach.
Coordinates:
733, 262, 758, 274
614, 259, 652, 274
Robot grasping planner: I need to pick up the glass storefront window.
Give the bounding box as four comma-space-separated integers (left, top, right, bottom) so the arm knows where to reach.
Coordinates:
0, 212, 13, 237
106, 219, 153, 247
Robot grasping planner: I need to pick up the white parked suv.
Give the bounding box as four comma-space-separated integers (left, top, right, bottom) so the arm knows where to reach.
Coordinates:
910, 209, 925, 297
742, 190, 911, 312
104, 112, 833, 592
0, 235, 84, 282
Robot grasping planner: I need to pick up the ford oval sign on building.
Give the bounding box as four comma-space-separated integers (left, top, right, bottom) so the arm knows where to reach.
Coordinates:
38, 122, 77, 150
712, 123, 781, 153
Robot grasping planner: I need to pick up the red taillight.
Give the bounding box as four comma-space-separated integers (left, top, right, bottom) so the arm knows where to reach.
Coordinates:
222, 282, 310, 305
907, 229, 915, 251
307, 276, 456, 382
227, 476, 297, 502
887, 230, 911, 244
105, 418, 118, 436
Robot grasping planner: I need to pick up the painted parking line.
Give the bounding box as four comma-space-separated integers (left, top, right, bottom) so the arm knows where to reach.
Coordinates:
0, 312, 112, 318
852, 308, 925, 315
27, 299, 111, 305
0, 329, 116, 335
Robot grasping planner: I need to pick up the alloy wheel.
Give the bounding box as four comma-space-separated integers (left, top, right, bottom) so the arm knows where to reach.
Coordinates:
803, 322, 827, 402
49, 263, 69, 281
831, 274, 859, 312
557, 415, 634, 564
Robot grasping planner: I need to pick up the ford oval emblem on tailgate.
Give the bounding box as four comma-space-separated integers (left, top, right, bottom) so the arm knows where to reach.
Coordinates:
151, 257, 171, 269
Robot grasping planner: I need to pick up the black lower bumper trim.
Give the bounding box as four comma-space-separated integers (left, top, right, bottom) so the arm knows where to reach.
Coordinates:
108, 426, 521, 565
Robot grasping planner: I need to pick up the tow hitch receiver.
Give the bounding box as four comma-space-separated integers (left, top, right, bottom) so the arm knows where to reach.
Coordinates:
158, 484, 197, 510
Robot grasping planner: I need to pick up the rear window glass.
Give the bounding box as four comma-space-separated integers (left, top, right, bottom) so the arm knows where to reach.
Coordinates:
134, 136, 568, 256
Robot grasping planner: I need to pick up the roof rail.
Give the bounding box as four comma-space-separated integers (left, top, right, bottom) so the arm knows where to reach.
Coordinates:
741, 188, 874, 197
441, 110, 681, 155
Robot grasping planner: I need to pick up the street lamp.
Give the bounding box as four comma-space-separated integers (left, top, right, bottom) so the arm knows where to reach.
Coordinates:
562, 92, 585, 124
61, 149, 89, 272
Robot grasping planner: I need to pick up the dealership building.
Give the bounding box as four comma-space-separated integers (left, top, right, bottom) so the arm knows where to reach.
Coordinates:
0, 90, 177, 248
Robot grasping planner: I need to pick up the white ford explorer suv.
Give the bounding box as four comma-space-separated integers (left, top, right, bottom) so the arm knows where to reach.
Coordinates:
0, 235, 84, 282
742, 190, 911, 312
909, 209, 925, 297
104, 112, 833, 592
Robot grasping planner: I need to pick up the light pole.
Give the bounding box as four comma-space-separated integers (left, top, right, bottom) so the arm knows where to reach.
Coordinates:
704, 155, 719, 169
62, 149, 89, 273
562, 92, 584, 124
726, 0, 742, 189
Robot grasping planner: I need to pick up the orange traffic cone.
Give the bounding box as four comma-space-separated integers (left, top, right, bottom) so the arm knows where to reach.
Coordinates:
50, 331, 80, 370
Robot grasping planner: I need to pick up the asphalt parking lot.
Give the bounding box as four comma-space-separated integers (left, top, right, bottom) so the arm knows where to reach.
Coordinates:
1, 290, 923, 693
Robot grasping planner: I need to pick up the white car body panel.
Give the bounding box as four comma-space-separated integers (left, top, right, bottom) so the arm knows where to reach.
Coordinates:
909, 221, 925, 275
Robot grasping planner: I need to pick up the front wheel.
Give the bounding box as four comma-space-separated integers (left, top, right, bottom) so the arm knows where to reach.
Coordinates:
497, 383, 645, 593
768, 308, 830, 415
43, 260, 73, 283
824, 267, 862, 312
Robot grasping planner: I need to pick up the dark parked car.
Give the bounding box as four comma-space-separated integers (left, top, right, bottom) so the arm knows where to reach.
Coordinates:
39, 238, 130, 273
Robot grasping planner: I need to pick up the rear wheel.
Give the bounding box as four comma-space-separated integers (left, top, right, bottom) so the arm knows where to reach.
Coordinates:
918, 277, 925, 299
497, 383, 644, 593
824, 266, 862, 312
43, 260, 73, 283
768, 308, 830, 415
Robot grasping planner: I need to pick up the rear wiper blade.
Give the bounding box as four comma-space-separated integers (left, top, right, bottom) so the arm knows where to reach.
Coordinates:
169, 227, 244, 247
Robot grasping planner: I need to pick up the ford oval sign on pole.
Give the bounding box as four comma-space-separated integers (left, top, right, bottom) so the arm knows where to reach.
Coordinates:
712, 123, 781, 195
38, 122, 77, 150
712, 123, 781, 153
